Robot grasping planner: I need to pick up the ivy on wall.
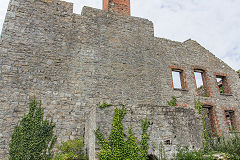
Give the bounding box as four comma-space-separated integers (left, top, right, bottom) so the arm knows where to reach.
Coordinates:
167, 96, 177, 106
194, 100, 209, 152
98, 102, 112, 109
95, 107, 150, 160
9, 99, 57, 160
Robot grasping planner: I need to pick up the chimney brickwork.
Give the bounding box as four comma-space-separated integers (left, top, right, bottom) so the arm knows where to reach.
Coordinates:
103, 0, 130, 16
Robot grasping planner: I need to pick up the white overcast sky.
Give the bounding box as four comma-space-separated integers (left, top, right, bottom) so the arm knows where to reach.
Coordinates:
0, 0, 240, 70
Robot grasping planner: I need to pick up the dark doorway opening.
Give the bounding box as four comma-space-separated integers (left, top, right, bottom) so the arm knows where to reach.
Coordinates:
202, 106, 215, 136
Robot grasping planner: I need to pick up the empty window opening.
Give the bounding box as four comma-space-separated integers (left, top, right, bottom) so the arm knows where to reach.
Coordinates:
216, 75, 231, 94
202, 106, 215, 136
216, 77, 224, 93
194, 72, 204, 89
172, 70, 184, 89
225, 110, 236, 131
194, 69, 210, 97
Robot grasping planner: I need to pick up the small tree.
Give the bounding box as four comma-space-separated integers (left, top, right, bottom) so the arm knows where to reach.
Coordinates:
95, 107, 150, 160
9, 99, 57, 160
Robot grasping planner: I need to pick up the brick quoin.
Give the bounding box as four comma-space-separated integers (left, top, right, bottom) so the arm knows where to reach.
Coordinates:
103, 0, 130, 16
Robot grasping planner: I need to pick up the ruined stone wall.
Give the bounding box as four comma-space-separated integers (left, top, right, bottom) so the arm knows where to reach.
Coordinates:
0, 0, 89, 158
152, 37, 240, 135
96, 105, 203, 159
0, 0, 239, 159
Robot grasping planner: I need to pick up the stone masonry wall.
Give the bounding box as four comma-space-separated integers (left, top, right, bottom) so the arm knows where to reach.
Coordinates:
96, 105, 203, 159
0, 0, 87, 158
0, 0, 239, 159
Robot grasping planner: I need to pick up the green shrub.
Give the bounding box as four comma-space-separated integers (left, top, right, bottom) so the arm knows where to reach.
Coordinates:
95, 107, 150, 160
174, 134, 240, 160
237, 70, 240, 78
209, 134, 240, 159
54, 138, 88, 160
175, 147, 214, 160
9, 99, 56, 160
167, 96, 177, 106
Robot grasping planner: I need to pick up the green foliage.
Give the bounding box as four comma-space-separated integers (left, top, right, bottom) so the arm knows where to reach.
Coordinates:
174, 147, 214, 160
158, 142, 166, 160
167, 96, 177, 106
209, 134, 240, 159
140, 118, 150, 160
202, 115, 209, 153
194, 100, 209, 152
125, 128, 139, 159
95, 107, 150, 160
197, 85, 204, 91
98, 102, 112, 109
176, 134, 240, 160
108, 107, 126, 159
237, 70, 240, 78
200, 93, 209, 97
219, 86, 224, 94
175, 100, 240, 159
54, 138, 88, 160
9, 99, 57, 160
194, 100, 202, 115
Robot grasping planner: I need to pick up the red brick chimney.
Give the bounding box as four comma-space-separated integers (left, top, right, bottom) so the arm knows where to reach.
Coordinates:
103, 0, 130, 16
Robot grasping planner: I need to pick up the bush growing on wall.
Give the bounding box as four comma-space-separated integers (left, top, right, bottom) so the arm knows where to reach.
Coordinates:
54, 138, 88, 160
9, 99, 56, 160
167, 96, 177, 106
95, 107, 150, 160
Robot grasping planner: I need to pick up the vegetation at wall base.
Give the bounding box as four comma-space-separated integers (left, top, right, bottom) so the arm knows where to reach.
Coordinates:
95, 107, 150, 160
54, 138, 88, 160
209, 134, 240, 159
9, 99, 56, 160
174, 133, 240, 160
174, 147, 214, 160
175, 100, 240, 160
